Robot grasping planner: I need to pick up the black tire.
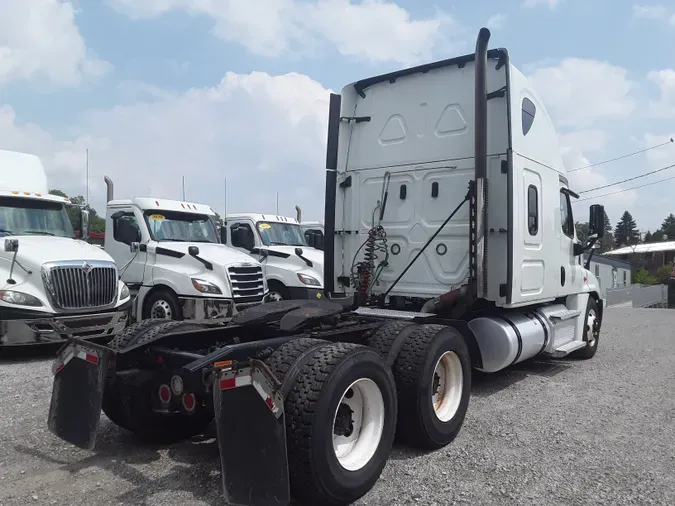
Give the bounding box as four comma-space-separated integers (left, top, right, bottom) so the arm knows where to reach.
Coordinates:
264, 337, 331, 387
108, 318, 169, 351
267, 280, 290, 302
102, 321, 213, 443
572, 297, 600, 360
143, 289, 183, 320
284, 343, 397, 506
366, 320, 420, 365
393, 324, 471, 449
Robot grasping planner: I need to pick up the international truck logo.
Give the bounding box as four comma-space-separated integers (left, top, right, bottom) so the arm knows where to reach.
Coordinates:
81, 262, 93, 274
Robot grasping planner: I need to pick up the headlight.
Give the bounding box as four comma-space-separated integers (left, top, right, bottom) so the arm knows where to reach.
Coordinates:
297, 273, 321, 286
0, 290, 43, 307
191, 278, 223, 294
120, 283, 130, 299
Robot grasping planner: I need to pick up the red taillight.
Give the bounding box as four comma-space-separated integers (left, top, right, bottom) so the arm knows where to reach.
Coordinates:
158, 384, 172, 404
219, 377, 236, 390
85, 353, 99, 365
182, 393, 196, 412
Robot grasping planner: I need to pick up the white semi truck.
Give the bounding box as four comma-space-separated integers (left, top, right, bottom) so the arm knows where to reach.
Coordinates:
102, 177, 269, 323
47, 28, 606, 506
0, 150, 131, 346
224, 212, 325, 301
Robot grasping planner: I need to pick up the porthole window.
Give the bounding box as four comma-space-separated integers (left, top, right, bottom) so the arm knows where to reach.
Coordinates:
522, 97, 536, 136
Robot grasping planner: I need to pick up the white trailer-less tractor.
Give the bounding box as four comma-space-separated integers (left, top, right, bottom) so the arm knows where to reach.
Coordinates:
45, 29, 605, 506
102, 177, 269, 323
0, 150, 131, 346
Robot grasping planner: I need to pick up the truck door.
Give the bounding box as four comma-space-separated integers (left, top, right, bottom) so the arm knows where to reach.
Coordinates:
107, 209, 147, 285
558, 183, 577, 293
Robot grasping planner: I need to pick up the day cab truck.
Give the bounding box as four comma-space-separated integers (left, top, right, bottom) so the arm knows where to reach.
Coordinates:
101, 177, 269, 323
0, 150, 131, 347
224, 212, 325, 301
46, 28, 606, 506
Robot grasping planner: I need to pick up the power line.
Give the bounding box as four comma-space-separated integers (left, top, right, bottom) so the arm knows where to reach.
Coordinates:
569, 138, 674, 172
578, 162, 675, 194
573, 173, 675, 203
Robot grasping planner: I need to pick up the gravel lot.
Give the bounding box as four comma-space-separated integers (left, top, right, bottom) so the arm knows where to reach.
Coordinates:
1, 307, 674, 506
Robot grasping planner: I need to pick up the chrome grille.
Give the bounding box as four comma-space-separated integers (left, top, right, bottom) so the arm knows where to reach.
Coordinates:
43, 261, 118, 310
227, 265, 265, 304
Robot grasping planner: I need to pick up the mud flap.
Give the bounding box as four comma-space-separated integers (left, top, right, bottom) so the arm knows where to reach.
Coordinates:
47, 339, 113, 450
214, 359, 290, 506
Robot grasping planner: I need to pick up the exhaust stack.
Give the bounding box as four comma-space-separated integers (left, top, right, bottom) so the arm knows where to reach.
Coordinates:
295, 205, 302, 223
474, 27, 490, 180
104, 176, 114, 203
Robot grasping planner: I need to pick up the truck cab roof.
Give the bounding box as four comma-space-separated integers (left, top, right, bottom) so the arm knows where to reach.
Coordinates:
108, 197, 216, 216
226, 213, 300, 225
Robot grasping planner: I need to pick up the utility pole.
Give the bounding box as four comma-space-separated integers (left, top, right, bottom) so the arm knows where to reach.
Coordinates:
85, 148, 89, 207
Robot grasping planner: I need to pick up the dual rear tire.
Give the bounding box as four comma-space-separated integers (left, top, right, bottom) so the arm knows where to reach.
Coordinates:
263, 322, 472, 505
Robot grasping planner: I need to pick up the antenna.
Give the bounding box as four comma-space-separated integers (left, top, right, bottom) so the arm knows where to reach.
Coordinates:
86, 148, 89, 207
182, 176, 186, 201
276, 192, 279, 215
224, 177, 227, 225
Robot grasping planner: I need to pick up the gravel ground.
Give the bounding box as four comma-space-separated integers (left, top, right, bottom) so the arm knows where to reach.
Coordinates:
0, 307, 674, 506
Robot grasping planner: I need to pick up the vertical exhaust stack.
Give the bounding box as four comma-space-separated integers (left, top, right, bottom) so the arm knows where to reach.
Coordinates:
471, 27, 491, 300
104, 176, 114, 203
295, 205, 302, 223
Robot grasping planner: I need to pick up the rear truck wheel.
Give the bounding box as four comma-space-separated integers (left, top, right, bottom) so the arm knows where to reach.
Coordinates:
264, 337, 332, 385
267, 280, 290, 302
281, 342, 397, 506
366, 320, 420, 364
393, 324, 471, 449
143, 289, 183, 320
572, 297, 600, 360
101, 321, 214, 443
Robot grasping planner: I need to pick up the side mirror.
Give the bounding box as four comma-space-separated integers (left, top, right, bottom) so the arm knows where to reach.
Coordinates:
573, 243, 585, 257
81, 209, 90, 240
589, 204, 605, 239
232, 226, 254, 250
130, 242, 140, 253
220, 226, 227, 244
295, 247, 304, 256
188, 245, 200, 257
4, 238, 18, 253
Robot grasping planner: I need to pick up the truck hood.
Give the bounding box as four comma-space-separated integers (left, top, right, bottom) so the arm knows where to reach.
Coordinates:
153, 242, 262, 268
0, 236, 114, 271
263, 245, 324, 267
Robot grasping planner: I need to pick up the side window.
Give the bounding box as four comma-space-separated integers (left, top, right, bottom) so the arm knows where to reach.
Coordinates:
522, 97, 536, 136
527, 185, 538, 235
560, 190, 574, 238
112, 213, 140, 245
623, 271, 627, 285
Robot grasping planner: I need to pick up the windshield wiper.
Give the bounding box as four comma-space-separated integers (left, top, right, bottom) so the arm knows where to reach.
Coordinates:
0, 229, 13, 236
24, 230, 56, 236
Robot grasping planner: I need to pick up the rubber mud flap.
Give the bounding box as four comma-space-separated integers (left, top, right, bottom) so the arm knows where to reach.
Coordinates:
47, 341, 112, 451
214, 360, 290, 506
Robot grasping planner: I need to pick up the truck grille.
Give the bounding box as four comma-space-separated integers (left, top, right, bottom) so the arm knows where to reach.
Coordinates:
227, 265, 265, 304
43, 261, 118, 310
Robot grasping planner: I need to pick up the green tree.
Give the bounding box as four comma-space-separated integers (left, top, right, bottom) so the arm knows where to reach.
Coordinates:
48, 189, 105, 234
575, 221, 589, 244
633, 268, 656, 285
599, 210, 614, 253
651, 229, 665, 242
660, 213, 675, 240
614, 211, 640, 247
644, 230, 653, 243
656, 264, 674, 284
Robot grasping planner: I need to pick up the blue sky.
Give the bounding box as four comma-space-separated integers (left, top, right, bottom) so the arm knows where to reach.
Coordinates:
1, 0, 674, 234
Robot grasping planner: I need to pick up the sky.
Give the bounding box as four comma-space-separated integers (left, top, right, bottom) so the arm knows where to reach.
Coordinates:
1, 0, 674, 234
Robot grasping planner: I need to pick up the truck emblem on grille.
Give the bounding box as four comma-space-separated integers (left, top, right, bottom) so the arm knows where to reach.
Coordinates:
81, 262, 93, 274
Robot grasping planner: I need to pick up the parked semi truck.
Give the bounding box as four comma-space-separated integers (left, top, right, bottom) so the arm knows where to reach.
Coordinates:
0, 150, 131, 346
102, 177, 269, 323
224, 212, 325, 301
47, 28, 605, 506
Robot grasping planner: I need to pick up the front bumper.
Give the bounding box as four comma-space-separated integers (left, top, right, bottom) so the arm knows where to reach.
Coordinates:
287, 287, 325, 300
0, 309, 130, 346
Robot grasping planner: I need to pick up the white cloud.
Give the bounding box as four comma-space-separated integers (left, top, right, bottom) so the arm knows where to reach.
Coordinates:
486, 14, 508, 30
523, 0, 562, 8
106, 0, 464, 65
647, 69, 675, 117
527, 58, 636, 128
0, 72, 332, 220
0, 0, 112, 87
632, 4, 669, 19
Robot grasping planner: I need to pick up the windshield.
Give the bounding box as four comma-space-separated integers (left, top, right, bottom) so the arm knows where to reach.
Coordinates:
256, 221, 307, 247
0, 197, 74, 238
144, 210, 218, 243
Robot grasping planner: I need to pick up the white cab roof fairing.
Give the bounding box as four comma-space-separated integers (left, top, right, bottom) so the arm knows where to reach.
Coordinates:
508, 64, 568, 180
226, 213, 300, 225
108, 197, 216, 216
